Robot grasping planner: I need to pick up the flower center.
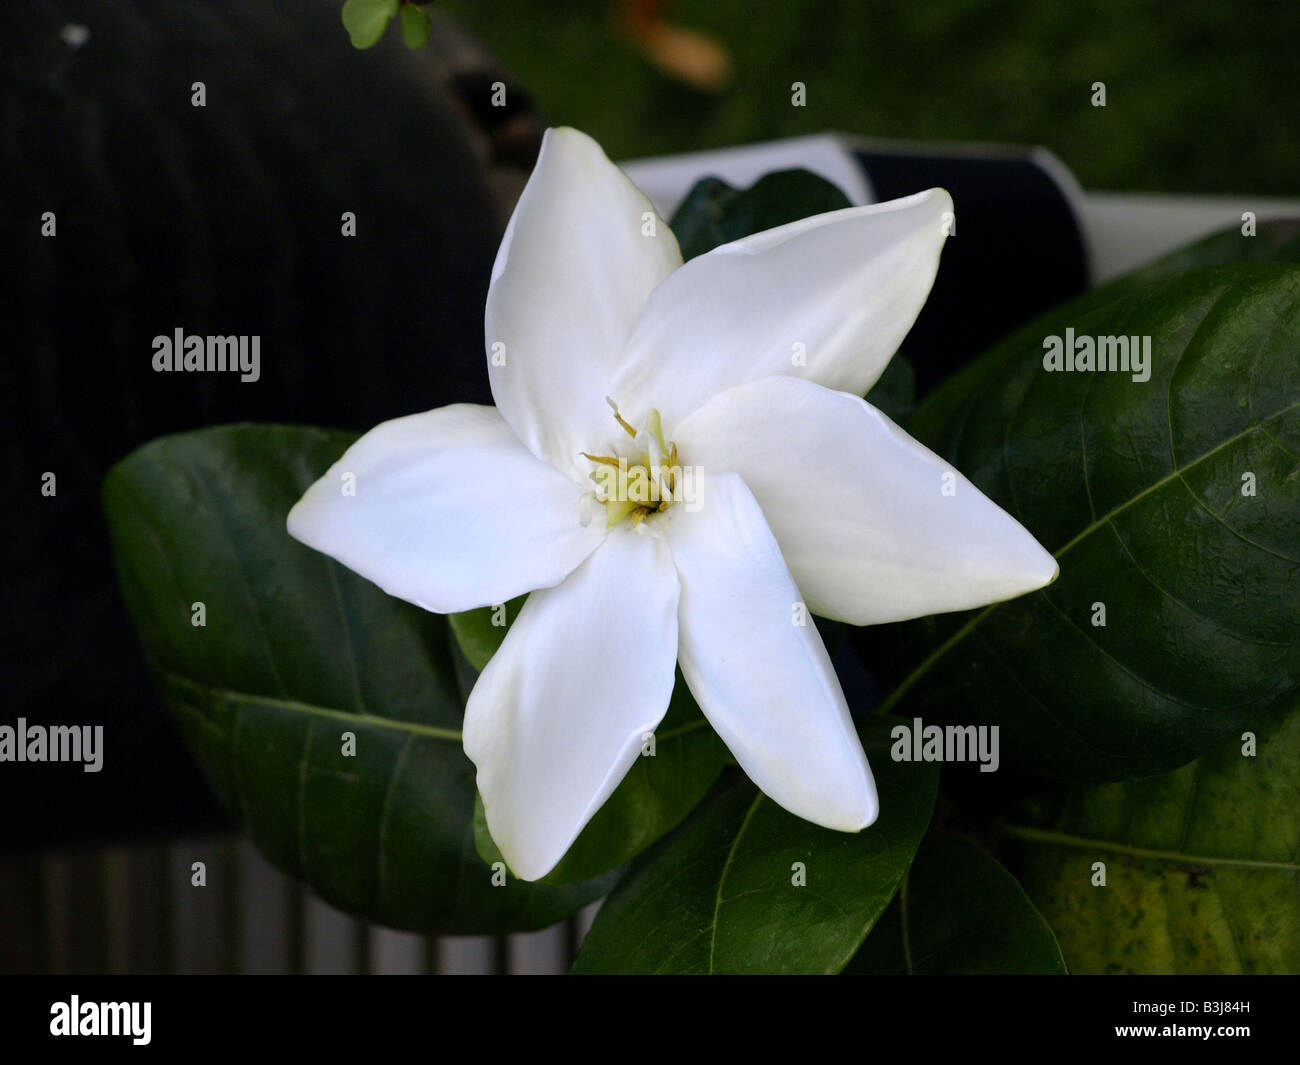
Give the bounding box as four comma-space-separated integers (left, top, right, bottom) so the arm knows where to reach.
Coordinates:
581, 399, 684, 529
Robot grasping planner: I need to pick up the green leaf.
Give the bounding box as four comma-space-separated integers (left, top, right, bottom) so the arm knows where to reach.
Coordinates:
103, 425, 615, 934
846, 830, 1066, 974
473, 670, 730, 884
668, 170, 852, 263
868, 262, 1300, 781
571, 716, 939, 974
448, 597, 524, 673
341, 0, 399, 50
1000, 701, 1300, 973
906, 218, 1300, 474
399, 3, 432, 50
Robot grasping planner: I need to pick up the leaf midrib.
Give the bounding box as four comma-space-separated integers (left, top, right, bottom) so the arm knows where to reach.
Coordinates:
161, 667, 716, 748
162, 667, 464, 742
1000, 823, 1300, 872
706, 792, 764, 974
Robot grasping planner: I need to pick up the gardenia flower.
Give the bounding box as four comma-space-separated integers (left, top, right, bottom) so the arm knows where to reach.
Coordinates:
288, 127, 1057, 881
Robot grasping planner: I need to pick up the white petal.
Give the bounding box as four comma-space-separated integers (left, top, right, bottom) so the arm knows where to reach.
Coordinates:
664, 472, 877, 831
675, 375, 1059, 625
485, 127, 682, 480
287, 404, 603, 614
612, 188, 952, 431
464, 526, 680, 881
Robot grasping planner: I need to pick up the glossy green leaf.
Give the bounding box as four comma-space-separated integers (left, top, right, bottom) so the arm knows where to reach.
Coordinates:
571, 716, 939, 974
668, 170, 852, 263
846, 830, 1066, 974
341, 0, 398, 50
867, 262, 1300, 781
1001, 701, 1300, 973
103, 425, 615, 934
399, 3, 432, 49
906, 218, 1300, 474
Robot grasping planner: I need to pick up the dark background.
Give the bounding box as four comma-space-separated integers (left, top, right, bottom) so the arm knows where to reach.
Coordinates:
3, 0, 509, 846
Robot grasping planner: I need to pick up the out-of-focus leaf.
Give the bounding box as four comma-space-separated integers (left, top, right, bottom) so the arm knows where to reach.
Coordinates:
1002, 701, 1300, 974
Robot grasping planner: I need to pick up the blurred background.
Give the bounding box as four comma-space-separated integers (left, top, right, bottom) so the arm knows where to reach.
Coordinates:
444, 0, 1300, 196
3, 0, 1297, 974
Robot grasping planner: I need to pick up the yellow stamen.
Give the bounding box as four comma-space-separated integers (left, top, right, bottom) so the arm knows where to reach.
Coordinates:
645, 408, 669, 455
613, 411, 638, 438
584, 403, 685, 529
605, 395, 639, 439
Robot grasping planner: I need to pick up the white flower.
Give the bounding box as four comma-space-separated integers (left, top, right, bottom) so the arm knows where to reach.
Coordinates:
288, 127, 1058, 881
